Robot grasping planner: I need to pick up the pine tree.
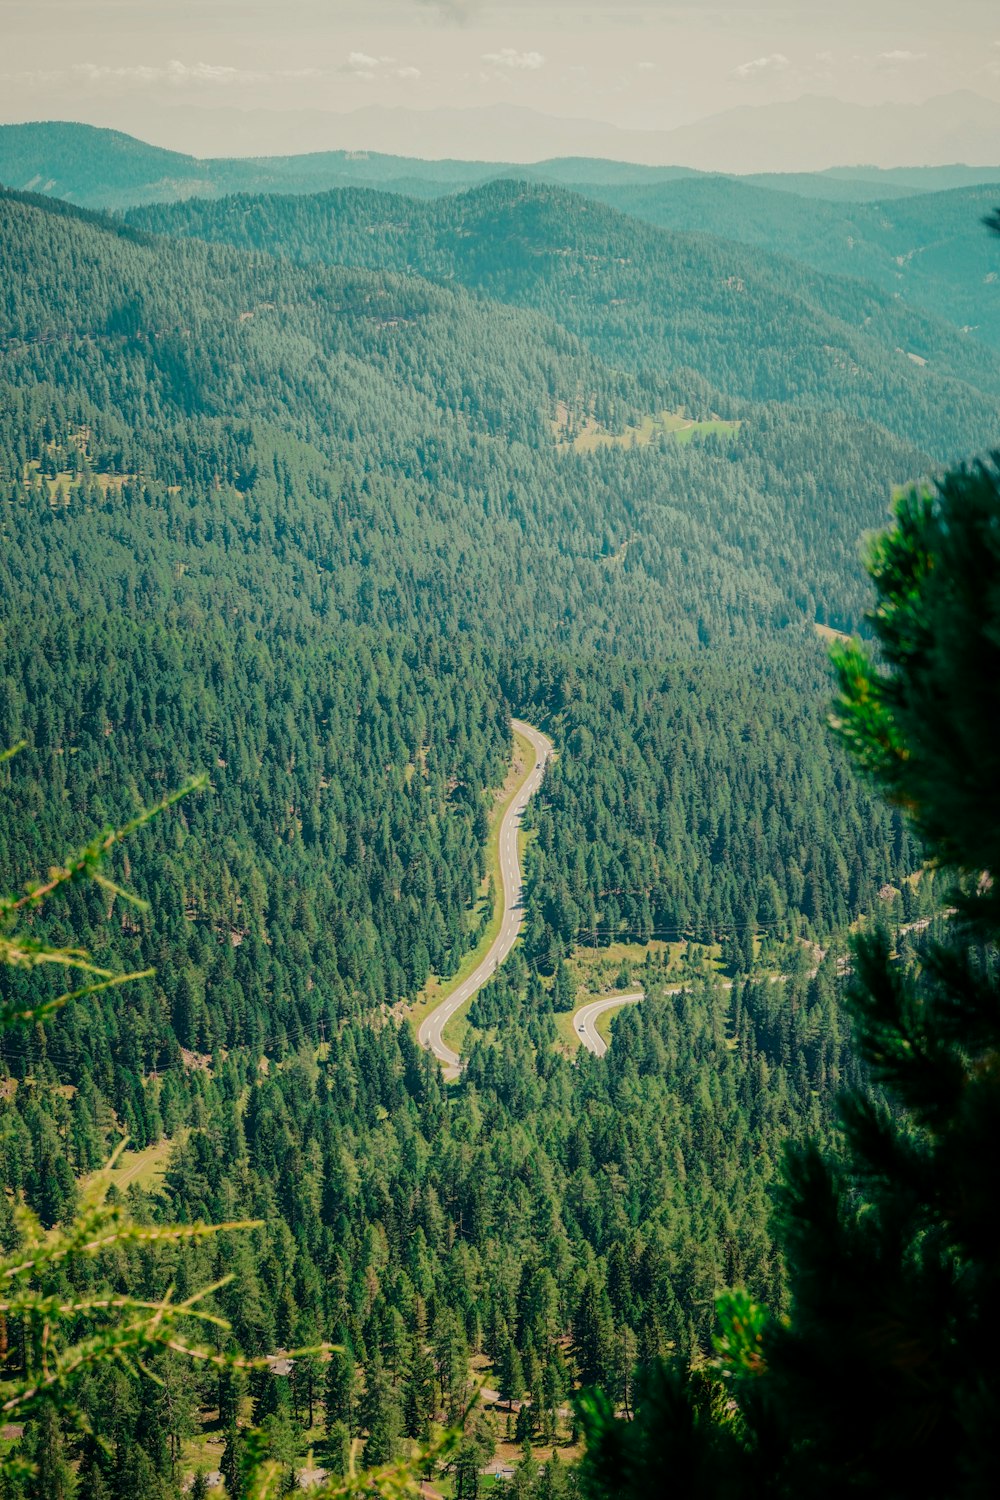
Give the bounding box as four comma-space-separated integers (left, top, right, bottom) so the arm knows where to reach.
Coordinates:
514, 1401, 534, 1444
325, 1421, 352, 1479
218, 1367, 247, 1431
453, 1440, 481, 1500
403, 1332, 436, 1440
495, 1328, 525, 1411
220, 1424, 245, 1500
12, 1405, 76, 1500
324, 1341, 358, 1437
361, 1356, 402, 1468
572, 1279, 615, 1393
552, 960, 576, 1013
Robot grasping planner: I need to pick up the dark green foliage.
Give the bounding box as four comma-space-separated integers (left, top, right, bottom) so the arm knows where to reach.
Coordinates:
3, 1404, 77, 1500
325, 1342, 358, 1437
510, 648, 917, 955
361, 1356, 403, 1467
578, 1369, 746, 1500
831, 459, 1000, 933
1, 186, 940, 649
580, 461, 1000, 1496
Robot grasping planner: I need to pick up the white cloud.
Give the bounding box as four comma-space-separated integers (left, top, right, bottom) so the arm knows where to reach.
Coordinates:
71, 60, 266, 87
637, 61, 657, 71
343, 52, 420, 82
878, 49, 927, 62
482, 48, 546, 71
732, 53, 790, 80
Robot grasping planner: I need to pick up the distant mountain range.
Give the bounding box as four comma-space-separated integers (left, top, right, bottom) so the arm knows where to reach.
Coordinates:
3, 120, 1000, 218
5, 89, 1000, 174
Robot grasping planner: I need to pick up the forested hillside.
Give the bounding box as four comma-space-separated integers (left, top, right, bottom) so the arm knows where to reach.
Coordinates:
580, 176, 1000, 348
0, 163, 983, 1492
130, 179, 1000, 459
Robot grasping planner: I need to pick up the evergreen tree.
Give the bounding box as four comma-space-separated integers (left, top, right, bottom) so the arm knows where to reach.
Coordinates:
361, 1356, 403, 1468
552, 961, 576, 1013
325, 1421, 352, 1479
495, 1330, 525, 1411
220, 1424, 245, 1500
572, 1280, 615, 1393
403, 1332, 436, 1440
324, 1341, 358, 1437
453, 1440, 481, 1500
12, 1405, 76, 1500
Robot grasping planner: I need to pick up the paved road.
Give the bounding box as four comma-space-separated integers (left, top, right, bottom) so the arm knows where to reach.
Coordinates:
418, 719, 552, 1077
572, 973, 789, 1059
573, 991, 644, 1057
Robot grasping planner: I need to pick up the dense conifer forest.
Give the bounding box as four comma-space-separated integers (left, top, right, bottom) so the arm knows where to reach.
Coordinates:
0, 143, 996, 1494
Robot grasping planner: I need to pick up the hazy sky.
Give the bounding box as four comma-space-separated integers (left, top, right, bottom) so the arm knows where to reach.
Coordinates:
3, 1, 1000, 141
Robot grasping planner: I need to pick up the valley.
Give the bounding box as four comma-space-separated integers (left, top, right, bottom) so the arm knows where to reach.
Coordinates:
0, 118, 994, 1498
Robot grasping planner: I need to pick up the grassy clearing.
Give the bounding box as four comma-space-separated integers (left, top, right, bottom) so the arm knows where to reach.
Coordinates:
553, 1009, 581, 1053
407, 728, 537, 1045
566, 938, 686, 996
552, 406, 741, 453
20, 459, 134, 504
440, 994, 474, 1057
554, 942, 669, 1056
83, 1132, 187, 1197
814, 621, 852, 644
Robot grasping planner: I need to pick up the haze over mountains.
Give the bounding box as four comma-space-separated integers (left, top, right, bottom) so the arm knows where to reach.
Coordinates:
5, 89, 1000, 174
6, 120, 1000, 214
5, 122, 998, 352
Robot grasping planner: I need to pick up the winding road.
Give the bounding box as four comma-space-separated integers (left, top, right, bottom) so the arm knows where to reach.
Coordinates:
571, 976, 787, 1057
418, 719, 553, 1078
572, 991, 644, 1056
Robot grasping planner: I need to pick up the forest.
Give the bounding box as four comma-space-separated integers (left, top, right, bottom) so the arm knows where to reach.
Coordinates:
0, 147, 996, 1495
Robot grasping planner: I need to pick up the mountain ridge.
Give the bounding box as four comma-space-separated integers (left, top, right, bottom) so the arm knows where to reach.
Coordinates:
128, 175, 1000, 460
5, 93, 1000, 201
